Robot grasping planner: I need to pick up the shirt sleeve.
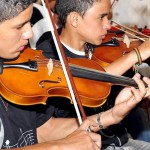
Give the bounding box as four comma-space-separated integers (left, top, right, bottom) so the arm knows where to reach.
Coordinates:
36, 102, 56, 128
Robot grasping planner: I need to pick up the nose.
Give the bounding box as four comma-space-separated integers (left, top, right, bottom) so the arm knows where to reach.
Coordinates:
22, 22, 34, 40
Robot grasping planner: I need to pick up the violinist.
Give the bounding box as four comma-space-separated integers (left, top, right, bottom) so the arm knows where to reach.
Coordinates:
110, 0, 150, 142
0, 0, 150, 150
0, 1, 147, 150
36, 0, 150, 149
0, 1, 101, 149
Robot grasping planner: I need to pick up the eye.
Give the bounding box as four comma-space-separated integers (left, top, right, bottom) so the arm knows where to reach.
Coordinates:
99, 16, 104, 20
99, 14, 107, 20
16, 25, 23, 30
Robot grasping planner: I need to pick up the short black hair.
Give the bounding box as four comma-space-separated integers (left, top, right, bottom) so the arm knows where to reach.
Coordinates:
0, 0, 35, 23
55, 0, 99, 27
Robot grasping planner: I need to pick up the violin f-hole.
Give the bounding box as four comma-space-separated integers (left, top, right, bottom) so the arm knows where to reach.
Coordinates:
39, 77, 62, 88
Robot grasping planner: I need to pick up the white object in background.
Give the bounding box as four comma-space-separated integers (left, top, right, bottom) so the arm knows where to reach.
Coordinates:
138, 63, 150, 77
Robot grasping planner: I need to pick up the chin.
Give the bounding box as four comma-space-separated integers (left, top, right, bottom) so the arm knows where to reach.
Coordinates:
4, 53, 20, 60
93, 41, 102, 46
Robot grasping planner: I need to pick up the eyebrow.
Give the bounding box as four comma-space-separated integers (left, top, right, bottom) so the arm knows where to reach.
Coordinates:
15, 19, 30, 27
100, 13, 109, 17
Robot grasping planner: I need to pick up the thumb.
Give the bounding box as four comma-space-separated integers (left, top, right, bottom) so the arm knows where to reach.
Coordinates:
78, 119, 98, 131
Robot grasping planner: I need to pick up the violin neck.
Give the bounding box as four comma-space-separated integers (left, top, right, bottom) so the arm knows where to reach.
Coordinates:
70, 65, 138, 88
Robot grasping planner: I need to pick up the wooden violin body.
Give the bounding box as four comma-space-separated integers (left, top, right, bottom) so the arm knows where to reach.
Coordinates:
0, 48, 111, 108
92, 33, 142, 67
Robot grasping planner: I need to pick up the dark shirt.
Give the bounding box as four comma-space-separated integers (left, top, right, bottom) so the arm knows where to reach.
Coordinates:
36, 38, 129, 148
0, 96, 55, 149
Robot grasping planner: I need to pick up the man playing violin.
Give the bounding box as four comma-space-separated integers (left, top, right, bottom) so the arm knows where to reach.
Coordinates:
36, 0, 150, 149
1, 0, 150, 150
0, 0, 101, 150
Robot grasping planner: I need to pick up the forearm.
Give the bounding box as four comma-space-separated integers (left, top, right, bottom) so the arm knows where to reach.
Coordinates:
37, 117, 79, 142
104, 50, 137, 76
0, 142, 61, 150
104, 100, 135, 125
104, 38, 150, 76
89, 98, 138, 131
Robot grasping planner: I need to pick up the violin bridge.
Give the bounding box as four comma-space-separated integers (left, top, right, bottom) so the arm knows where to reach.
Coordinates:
47, 58, 53, 76
123, 34, 130, 48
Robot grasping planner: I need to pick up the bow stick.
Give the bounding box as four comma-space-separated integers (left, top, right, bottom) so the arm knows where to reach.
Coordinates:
111, 0, 119, 8
112, 20, 150, 40
41, 0, 87, 124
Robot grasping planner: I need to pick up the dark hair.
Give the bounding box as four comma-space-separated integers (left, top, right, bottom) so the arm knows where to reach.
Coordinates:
0, 0, 35, 23
54, 0, 99, 27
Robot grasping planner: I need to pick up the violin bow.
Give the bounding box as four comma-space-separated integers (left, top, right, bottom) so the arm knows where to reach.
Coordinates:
112, 20, 149, 41
41, 0, 87, 124
111, 0, 119, 8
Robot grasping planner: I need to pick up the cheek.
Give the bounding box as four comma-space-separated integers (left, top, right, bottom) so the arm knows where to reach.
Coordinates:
0, 35, 20, 59
78, 21, 103, 44
87, 23, 102, 37
88, 22, 103, 36
0, 31, 20, 46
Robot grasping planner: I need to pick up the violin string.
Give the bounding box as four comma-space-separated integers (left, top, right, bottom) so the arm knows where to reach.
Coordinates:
35, 57, 137, 86
70, 64, 134, 81
36, 59, 130, 81
36, 60, 136, 86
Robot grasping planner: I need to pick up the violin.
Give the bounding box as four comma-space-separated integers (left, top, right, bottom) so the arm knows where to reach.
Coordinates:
141, 28, 150, 36
92, 31, 142, 67
0, 48, 139, 108
0, 48, 110, 107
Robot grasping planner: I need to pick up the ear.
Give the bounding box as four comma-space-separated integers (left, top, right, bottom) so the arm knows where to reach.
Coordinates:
69, 12, 80, 28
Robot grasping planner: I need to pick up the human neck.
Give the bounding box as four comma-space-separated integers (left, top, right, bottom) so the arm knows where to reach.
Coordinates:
60, 29, 85, 52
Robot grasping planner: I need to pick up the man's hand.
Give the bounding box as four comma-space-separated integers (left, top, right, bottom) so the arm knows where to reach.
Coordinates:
110, 73, 150, 124
59, 119, 101, 150
115, 73, 150, 106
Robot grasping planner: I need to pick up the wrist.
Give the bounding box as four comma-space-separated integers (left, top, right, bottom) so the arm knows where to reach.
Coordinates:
97, 112, 104, 130
132, 48, 142, 73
